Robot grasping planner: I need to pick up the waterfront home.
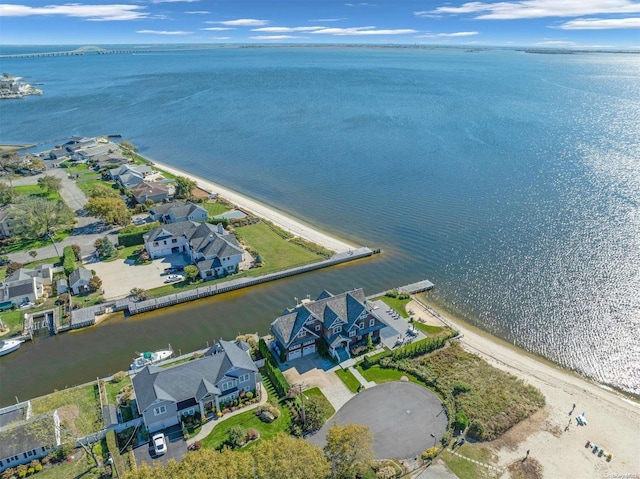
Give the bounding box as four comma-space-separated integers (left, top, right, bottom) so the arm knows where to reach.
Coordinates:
131, 339, 260, 434
0, 205, 17, 238
69, 268, 92, 295
270, 288, 386, 362
131, 181, 170, 204
149, 201, 208, 224
0, 411, 61, 473
92, 152, 130, 170
144, 221, 243, 279
0, 265, 54, 306
109, 164, 153, 189
48, 148, 69, 161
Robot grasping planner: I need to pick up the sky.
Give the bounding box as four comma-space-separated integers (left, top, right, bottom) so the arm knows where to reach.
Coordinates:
0, 0, 639, 48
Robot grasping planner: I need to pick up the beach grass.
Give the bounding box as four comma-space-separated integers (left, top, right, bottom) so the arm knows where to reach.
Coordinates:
234, 222, 324, 273
335, 368, 361, 393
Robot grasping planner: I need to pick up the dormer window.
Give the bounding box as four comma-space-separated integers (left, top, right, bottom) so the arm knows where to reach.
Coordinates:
369, 318, 375, 327
298, 330, 307, 338
358, 322, 363, 329
333, 326, 342, 334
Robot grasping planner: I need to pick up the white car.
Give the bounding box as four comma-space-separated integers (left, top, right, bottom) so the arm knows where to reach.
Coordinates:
164, 274, 184, 283
132, 217, 146, 226
152, 433, 166, 456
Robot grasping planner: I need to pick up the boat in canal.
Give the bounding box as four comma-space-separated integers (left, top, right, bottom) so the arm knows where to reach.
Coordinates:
130, 346, 173, 370
0, 339, 23, 357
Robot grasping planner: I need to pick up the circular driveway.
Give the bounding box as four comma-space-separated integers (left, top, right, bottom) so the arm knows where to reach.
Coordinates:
309, 381, 447, 460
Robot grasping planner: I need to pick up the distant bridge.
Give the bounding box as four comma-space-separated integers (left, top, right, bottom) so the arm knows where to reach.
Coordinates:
0, 46, 140, 59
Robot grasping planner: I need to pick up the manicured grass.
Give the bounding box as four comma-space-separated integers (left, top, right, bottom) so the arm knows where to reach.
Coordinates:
335, 368, 361, 393
412, 321, 445, 336
13, 184, 62, 201
1, 229, 71, 254
234, 222, 324, 273
356, 364, 425, 388
24, 256, 62, 269
374, 295, 411, 318
104, 376, 132, 404
201, 380, 291, 450
75, 177, 111, 197
0, 309, 24, 336
31, 383, 102, 436
203, 201, 231, 217
303, 387, 335, 417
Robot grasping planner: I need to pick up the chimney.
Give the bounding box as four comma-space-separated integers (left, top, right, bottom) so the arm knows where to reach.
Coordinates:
209, 234, 214, 242
217, 223, 224, 235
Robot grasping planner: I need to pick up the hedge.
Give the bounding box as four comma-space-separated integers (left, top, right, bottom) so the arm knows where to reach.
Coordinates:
258, 339, 290, 398
62, 246, 76, 276
106, 430, 126, 476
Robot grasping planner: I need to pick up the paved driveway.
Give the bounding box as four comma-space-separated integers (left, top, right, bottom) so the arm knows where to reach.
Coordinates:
309, 381, 447, 460
89, 254, 188, 299
133, 425, 187, 468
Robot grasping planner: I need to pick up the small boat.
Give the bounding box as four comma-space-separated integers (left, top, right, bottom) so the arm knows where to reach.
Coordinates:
0, 339, 23, 357
130, 346, 173, 370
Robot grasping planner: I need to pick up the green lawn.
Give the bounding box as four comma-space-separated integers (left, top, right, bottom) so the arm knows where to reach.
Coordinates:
439, 444, 500, 479
335, 368, 361, 393
356, 364, 425, 388
37, 451, 99, 479
201, 376, 291, 450
412, 322, 445, 336
303, 387, 335, 417
31, 383, 102, 436
374, 295, 411, 318
104, 376, 132, 404
13, 184, 62, 201
24, 256, 62, 269
75, 177, 112, 197
1, 229, 71, 254
234, 222, 325, 273
203, 201, 231, 217
0, 309, 24, 336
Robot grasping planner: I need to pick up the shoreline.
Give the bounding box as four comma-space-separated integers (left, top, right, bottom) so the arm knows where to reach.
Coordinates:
412, 295, 640, 477
140, 153, 357, 254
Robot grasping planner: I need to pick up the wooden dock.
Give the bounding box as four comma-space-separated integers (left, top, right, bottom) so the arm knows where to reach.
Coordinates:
398, 279, 435, 294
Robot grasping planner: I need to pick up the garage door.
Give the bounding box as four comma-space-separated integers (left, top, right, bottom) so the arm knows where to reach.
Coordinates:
302, 345, 316, 356
288, 349, 302, 361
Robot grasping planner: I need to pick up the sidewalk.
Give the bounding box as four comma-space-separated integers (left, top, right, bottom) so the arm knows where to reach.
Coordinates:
349, 366, 376, 389
187, 382, 268, 445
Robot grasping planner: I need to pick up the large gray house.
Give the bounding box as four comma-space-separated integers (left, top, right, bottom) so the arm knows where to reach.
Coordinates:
271, 288, 386, 362
131, 340, 260, 434
149, 201, 208, 224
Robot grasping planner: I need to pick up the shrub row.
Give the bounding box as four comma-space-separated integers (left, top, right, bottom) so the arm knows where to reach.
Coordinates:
362, 336, 449, 369
62, 246, 75, 276
105, 430, 126, 476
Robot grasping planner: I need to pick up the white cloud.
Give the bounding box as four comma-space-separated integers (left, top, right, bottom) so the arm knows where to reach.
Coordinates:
558, 17, 640, 28
251, 26, 324, 32
200, 27, 234, 31
136, 29, 192, 35
426, 0, 640, 20
309, 17, 347, 22
312, 26, 417, 35
535, 40, 576, 45
250, 35, 304, 40
345, 2, 374, 6
185, 11, 210, 14
209, 36, 231, 40
417, 31, 479, 38
0, 3, 148, 21
151, 0, 199, 3
209, 18, 268, 26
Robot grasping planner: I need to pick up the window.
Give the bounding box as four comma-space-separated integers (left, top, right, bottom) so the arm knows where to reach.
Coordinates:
357, 336, 362, 340
182, 408, 195, 416
349, 330, 356, 337
153, 405, 167, 416
153, 242, 158, 247
315, 324, 321, 332
369, 318, 375, 327
221, 380, 234, 391
172, 238, 177, 243
298, 330, 306, 338
239, 374, 250, 383
163, 240, 167, 245
333, 326, 342, 334
358, 322, 363, 329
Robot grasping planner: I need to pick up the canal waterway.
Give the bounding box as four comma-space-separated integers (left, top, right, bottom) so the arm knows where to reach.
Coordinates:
0, 46, 638, 403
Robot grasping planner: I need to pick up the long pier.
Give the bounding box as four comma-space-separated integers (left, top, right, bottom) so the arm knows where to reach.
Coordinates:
0, 46, 139, 59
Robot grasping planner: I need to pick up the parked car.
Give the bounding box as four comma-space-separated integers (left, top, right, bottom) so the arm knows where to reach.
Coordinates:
164, 274, 184, 283
152, 433, 166, 456
132, 217, 146, 226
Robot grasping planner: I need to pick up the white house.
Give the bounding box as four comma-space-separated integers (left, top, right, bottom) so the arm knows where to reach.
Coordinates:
69, 268, 92, 295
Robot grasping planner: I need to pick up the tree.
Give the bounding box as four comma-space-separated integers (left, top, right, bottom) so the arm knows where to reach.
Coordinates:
88, 275, 102, 293
228, 425, 246, 448
98, 236, 115, 259
37, 175, 62, 194
85, 197, 130, 226
0, 154, 18, 185
28, 156, 46, 172
324, 423, 374, 479
183, 265, 199, 282
300, 395, 332, 434
6, 261, 23, 275
89, 183, 120, 199
253, 433, 330, 479
70, 244, 81, 261
11, 198, 75, 240
174, 176, 196, 199
120, 140, 138, 153
129, 287, 148, 301
0, 182, 16, 205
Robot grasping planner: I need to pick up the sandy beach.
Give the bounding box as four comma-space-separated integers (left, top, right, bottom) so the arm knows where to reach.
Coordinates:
147, 158, 356, 253
408, 299, 640, 478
